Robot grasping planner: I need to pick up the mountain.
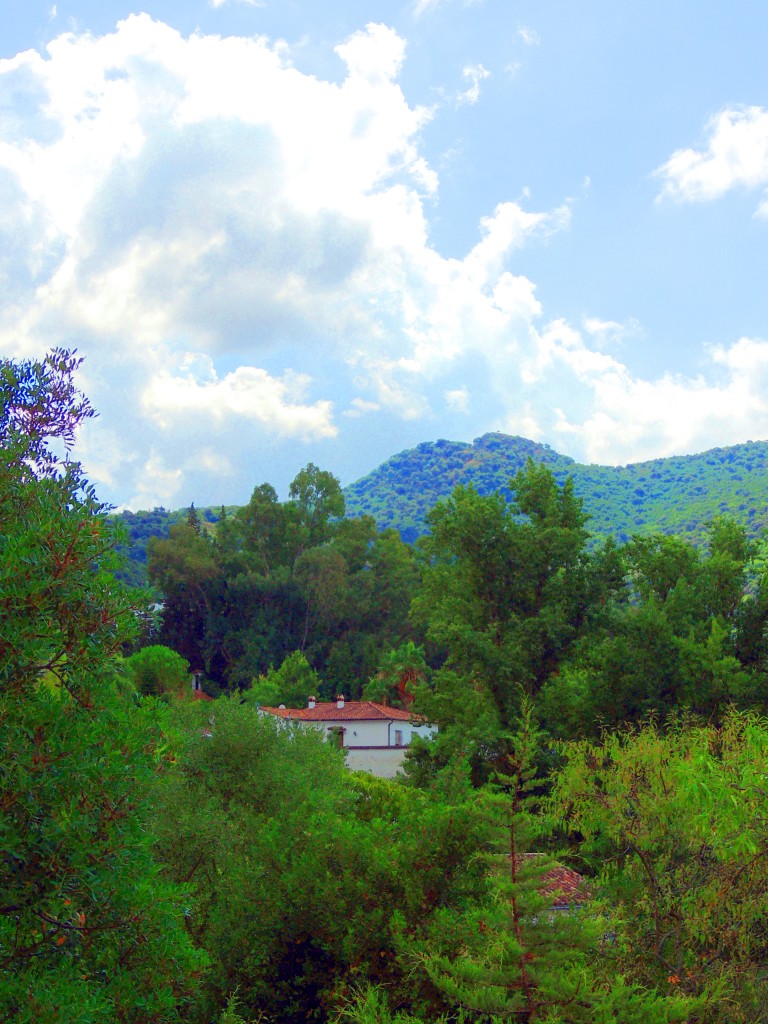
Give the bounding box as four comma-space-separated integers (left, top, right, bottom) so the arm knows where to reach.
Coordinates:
110, 506, 223, 587
343, 432, 768, 546
113, 434, 768, 586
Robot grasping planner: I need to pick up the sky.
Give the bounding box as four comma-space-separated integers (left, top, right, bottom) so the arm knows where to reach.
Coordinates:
2, 1, 768, 510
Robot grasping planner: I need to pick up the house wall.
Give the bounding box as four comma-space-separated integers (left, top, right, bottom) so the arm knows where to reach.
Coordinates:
317, 718, 437, 748
345, 747, 409, 778
329, 719, 390, 747
258, 710, 437, 750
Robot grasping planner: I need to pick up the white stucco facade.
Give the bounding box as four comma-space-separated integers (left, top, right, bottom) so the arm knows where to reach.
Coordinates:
258, 699, 437, 778
345, 746, 410, 778
311, 717, 436, 749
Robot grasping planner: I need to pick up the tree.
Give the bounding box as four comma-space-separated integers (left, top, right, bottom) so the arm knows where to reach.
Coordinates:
0, 351, 204, 1022
400, 705, 697, 1023
186, 502, 202, 535
125, 644, 191, 698
356, 528, 420, 639
364, 642, 427, 708
220, 482, 290, 575
549, 521, 761, 735
147, 521, 221, 671
246, 650, 321, 708
287, 462, 345, 558
294, 544, 349, 650
410, 461, 617, 770
550, 710, 768, 1021
0, 347, 95, 474
146, 462, 419, 695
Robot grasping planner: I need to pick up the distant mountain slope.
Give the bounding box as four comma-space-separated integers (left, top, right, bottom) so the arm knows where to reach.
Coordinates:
343, 432, 768, 545
109, 506, 223, 587
112, 434, 768, 587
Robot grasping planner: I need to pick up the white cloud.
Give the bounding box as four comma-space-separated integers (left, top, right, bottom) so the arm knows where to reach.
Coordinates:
195, 448, 234, 476
412, 0, 441, 15
445, 387, 469, 412
209, 0, 263, 7
143, 361, 337, 440
0, 15, 433, 483
126, 452, 185, 511
517, 26, 540, 46
413, 0, 484, 16
655, 106, 768, 212
458, 63, 490, 105
335, 22, 406, 85
2, 15, 767, 508
582, 316, 642, 349
499, 319, 768, 466
467, 200, 570, 282
344, 398, 381, 418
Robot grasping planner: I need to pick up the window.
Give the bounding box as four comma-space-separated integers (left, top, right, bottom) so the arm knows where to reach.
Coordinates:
394, 729, 403, 747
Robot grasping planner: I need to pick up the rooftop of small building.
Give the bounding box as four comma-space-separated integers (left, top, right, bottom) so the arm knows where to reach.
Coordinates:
520, 854, 591, 908
259, 698, 418, 723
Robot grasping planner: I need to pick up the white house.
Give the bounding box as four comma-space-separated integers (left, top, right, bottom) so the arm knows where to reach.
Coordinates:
259, 695, 437, 778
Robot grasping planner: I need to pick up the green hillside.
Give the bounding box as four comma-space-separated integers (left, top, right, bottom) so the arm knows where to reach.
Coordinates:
110, 505, 223, 586
343, 432, 768, 545
112, 434, 768, 584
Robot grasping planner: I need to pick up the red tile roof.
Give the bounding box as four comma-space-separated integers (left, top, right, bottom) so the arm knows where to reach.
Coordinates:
260, 700, 417, 722
520, 854, 590, 907
540, 865, 590, 907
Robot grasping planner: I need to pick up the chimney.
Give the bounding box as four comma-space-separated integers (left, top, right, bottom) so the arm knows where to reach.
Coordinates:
336, 694, 345, 709
308, 696, 316, 709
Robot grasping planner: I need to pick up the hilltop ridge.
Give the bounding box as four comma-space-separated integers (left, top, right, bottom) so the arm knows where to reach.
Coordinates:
344, 432, 768, 545
114, 432, 768, 584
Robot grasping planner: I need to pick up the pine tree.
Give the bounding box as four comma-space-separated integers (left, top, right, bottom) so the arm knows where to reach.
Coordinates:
187, 501, 202, 534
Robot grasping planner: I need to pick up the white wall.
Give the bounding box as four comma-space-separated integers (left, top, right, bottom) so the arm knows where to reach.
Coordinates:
258, 709, 437, 750
345, 747, 409, 778
318, 718, 437, 748
331, 719, 389, 747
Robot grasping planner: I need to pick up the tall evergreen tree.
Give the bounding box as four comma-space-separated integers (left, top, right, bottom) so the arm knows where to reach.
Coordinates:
186, 501, 202, 535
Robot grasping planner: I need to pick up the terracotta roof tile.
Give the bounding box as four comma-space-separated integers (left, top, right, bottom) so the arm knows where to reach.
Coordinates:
260, 700, 419, 722
520, 854, 590, 907
540, 865, 590, 907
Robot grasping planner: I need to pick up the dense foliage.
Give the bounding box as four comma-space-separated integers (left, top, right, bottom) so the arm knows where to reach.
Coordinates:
550, 710, 768, 1021
9, 352, 768, 1023
146, 478, 419, 694
0, 351, 204, 1022
115, 431, 768, 577
110, 505, 226, 587
154, 698, 486, 1024
344, 431, 768, 546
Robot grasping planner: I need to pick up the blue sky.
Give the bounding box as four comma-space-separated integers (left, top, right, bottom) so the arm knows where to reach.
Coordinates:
3, 0, 768, 509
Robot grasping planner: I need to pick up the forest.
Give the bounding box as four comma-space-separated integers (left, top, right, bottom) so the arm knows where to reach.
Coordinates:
114, 430, 768, 585
343, 431, 768, 546
6, 350, 768, 1023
